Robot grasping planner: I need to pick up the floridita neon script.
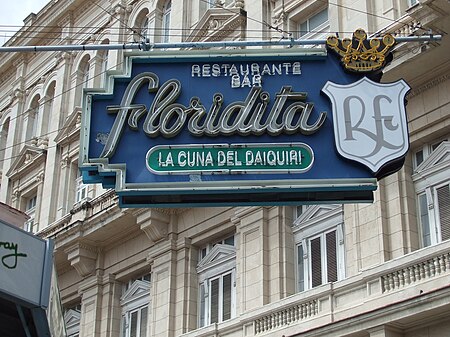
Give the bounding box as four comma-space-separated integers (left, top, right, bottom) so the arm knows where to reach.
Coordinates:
99, 72, 327, 158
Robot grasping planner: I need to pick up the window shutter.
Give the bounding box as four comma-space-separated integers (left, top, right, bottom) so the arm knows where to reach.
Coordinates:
130, 311, 138, 337
122, 315, 127, 337
210, 278, 219, 323
140, 307, 148, 337
199, 283, 206, 327
326, 231, 338, 283
297, 245, 305, 292
222, 274, 232, 321
437, 184, 450, 241
310, 237, 322, 288
419, 193, 432, 246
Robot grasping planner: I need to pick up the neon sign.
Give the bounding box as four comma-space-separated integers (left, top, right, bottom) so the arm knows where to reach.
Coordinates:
80, 30, 408, 207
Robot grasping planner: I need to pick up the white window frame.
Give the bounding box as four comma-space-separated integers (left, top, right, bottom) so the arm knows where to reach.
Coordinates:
296, 225, 344, 291
197, 240, 236, 328
298, 7, 329, 40
25, 194, 37, 233
120, 276, 151, 337
413, 141, 450, 248
75, 175, 88, 204
408, 0, 419, 8
294, 205, 311, 219
413, 137, 448, 169
162, 0, 171, 43
122, 305, 148, 337
199, 269, 236, 326
417, 181, 450, 247
293, 205, 345, 292
199, 234, 235, 261
64, 305, 81, 337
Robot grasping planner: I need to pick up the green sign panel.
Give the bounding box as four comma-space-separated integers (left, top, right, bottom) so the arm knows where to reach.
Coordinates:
146, 143, 314, 174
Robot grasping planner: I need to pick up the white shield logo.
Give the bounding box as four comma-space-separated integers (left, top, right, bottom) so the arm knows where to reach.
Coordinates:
322, 77, 410, 174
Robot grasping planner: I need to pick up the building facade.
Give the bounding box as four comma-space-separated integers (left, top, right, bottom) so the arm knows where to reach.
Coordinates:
0, 0, 449, 336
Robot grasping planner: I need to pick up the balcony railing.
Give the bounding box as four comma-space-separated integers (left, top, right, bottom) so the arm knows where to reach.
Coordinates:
182, 240, 450, 337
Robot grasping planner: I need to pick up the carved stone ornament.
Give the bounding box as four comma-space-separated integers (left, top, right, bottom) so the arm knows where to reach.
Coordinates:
138, 209, 171, 242
65, 243, 98, 277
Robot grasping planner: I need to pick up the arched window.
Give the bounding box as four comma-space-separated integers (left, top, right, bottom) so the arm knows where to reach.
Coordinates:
162, 0, 171, 43
134, 9, 150, 42
41, 81, 56, 138
76, 55, 91, 107
26, 95, 41, 142
92, 39, 110, 88
0, 118, 10, 173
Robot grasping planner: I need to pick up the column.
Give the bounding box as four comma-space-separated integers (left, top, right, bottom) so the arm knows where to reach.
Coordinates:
56, 155, 71, 217
0, 87, 26, 202
39, 52, 74, 227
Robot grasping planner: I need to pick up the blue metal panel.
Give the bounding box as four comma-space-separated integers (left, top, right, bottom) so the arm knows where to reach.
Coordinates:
81, 50, 379, 207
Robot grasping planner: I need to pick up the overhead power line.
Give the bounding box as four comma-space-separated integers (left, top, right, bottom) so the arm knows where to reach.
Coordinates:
0, 34, 442, 53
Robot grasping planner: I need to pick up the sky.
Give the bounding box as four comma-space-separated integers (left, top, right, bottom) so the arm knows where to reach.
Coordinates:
0, 0, 49, 44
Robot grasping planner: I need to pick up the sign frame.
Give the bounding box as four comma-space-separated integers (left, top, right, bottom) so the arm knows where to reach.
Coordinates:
79, 47, 403, 207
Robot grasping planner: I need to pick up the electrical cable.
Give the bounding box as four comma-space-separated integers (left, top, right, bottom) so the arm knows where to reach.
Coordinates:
0, 1, 439, 163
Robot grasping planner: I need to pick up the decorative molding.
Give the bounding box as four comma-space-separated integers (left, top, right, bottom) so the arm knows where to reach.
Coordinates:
6, 144, 46, 180
138, 209, 171, 242
65, 242, 98, 277
408, 73, 450, 98
54, 107, 82, 145
35, 171, 45, 184
186, 7, 246, 42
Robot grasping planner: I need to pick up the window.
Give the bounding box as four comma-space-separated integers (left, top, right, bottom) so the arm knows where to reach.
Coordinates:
197, 235, 236, 327
408, 0, 419, 7
298, 8, 329, 38
75, 175, 88, 204
199, 234, 235, 261
295, 205, 310, 219
120, 274, 151, 337
83, 63, 90, 89
417, 182, 450, 247
25, 194, 37, 233
26, 95, 40, 142
133, 9, 150, 42
141, 17, 150, 40
199, 270, 235, 326
297, 228, 342, 291
162, 1, 171, 43
413, 141, 450, 248
0, 118, 10, 173
414, 137, 448, 169
293, 205, 345, 292
64, 305, 81, 337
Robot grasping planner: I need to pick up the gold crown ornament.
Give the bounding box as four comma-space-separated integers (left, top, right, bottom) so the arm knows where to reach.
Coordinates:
326, 29, 396, 73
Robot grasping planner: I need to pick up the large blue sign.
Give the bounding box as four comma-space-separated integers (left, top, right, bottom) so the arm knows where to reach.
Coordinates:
80, 31, 409, 207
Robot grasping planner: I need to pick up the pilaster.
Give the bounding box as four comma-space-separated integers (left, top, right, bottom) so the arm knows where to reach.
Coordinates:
233, 206, 270, 312
78, 272, 103, 337
148, 238, 178, 337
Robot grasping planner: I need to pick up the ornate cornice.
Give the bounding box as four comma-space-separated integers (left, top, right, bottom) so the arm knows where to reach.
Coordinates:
408, 73, 450, 99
